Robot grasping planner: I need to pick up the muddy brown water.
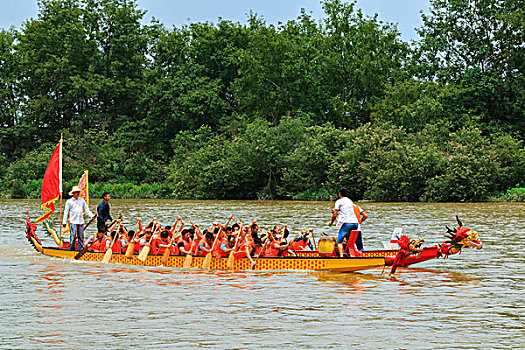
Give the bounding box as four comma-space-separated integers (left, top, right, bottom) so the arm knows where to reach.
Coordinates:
0, 199, 523, 349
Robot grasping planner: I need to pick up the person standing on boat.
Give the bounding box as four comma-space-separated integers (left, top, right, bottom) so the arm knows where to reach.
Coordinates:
62, 186, 95, 251
328, 187, 368, 257
97, 192, 112, 233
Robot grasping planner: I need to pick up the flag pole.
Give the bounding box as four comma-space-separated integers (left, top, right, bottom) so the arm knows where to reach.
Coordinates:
58, 134, 63, 231
85, 169, 89, 207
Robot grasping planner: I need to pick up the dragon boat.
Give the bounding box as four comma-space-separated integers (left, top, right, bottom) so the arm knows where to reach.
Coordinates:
26, 137, 481, 273
25, 216, 481, 274
25, 217, 385, 272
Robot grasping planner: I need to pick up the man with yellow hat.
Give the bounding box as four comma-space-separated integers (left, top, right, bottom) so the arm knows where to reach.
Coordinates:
62, 185, 96, 251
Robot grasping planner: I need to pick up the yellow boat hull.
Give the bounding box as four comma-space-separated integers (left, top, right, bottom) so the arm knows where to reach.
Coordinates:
44, 246, 383, 272
26, 219, 384, 272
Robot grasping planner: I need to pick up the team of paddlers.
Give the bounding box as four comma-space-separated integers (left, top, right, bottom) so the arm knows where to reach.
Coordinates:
61, 188, 363, 265
82, 215, 315, 267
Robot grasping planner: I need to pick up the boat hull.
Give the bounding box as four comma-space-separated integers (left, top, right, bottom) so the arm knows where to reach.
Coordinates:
26, 219, 384, 273
296, 248, 439, 267
41, 245, 385, 272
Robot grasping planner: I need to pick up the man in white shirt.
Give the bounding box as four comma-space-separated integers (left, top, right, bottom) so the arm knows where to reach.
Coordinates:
62, 186, 95, 250
328, 187, 368, 257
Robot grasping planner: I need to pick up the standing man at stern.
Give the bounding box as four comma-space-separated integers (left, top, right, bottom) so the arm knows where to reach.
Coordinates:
63, 186, 95, 251
97, 192, 113, 233
328, 187, 368, 257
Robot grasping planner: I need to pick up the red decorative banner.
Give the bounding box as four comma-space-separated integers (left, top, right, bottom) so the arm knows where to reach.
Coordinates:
36, 138, 62, 223
78, 170, 89, 207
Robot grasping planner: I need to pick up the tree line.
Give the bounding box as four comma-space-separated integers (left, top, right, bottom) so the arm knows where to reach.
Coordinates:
0, 0, 523, 201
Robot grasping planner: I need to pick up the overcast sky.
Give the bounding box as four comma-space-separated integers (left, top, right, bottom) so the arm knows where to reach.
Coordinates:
0, 0, 430, 41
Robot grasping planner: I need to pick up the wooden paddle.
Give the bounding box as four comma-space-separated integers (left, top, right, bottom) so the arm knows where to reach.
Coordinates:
162, 219, 183, 266
201, 215, 232, 269
224, 215, 233, 228
226, 221, 244, 270
137, 224, 160, 262
309, 229, 317, 250
74, 217, 117, 260
75, 237, 99, 260
102, 219, 121, 263
125, 217, 155, 258
183, 225, 203, 268
124, 221, 140, 258
83, 213, 98, 231
251, 240, 268, 270
202, 223, 226, 269
288, 235, 298, 257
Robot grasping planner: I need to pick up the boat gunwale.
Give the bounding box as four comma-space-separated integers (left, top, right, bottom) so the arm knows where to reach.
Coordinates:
40, 245, 385, 261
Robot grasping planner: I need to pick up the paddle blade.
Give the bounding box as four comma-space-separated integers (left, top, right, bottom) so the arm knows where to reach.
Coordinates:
124, 243, 134, 258
202, 253, 212, 269
161, 248, 171, 266
226, 252, 235, 269
183, 253, 193, 268
74, 245, 89, 260
102, 249, 112, 263
137, 246, 150, 262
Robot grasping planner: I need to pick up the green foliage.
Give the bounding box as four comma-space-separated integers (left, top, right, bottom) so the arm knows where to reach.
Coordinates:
234, 11, 329, 124
0, 29, 24, 160
280, 124, 345, 197
489, 134, 525, 192
498, 187, 525, 202
294, 187, 334, 201
234, 2, 409, 127
0, 0, 524, 202
2, 179, 174, 199
422, 128, 500, 202
321, 0, 410, 126
89, 182, 173, 199
370, 80, 479, 133
415, 0, 525, 137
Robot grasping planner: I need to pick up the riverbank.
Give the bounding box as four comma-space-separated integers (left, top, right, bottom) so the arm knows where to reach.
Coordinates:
0, 180, 173, 200
494, 187, 525, 202
3, 180, 524, 202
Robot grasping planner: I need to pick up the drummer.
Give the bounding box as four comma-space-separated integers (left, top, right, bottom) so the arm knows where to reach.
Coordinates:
328, 187, 368, 257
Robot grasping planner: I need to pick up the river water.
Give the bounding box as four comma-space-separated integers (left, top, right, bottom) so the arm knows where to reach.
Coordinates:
0, 199, 523, 349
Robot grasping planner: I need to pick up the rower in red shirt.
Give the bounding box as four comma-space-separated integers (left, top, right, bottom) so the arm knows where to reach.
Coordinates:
291, 229, 314, 251
132, 232, 142, 254
264, 226, 293, 257
215, 235, 235, 259
233, 237, 262, 267
120, 229, 134, 254
190, 227, 203, 255
211, 228, 227, 258
139, 229, 157, 255
176, 229, 192, 256
155, 231, 171, 255
198, 231, 214, 256
85, 230, 107, 252
84, 219, 119, 252
109, 231, 121, 253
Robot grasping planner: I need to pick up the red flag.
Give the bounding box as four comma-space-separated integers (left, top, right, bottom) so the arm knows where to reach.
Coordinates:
36, 138, 62, 223
78, 170, 89, 207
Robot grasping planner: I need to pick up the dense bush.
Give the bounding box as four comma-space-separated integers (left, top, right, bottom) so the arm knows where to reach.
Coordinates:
498, 188, 525, 202
1, 0, 523, 202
